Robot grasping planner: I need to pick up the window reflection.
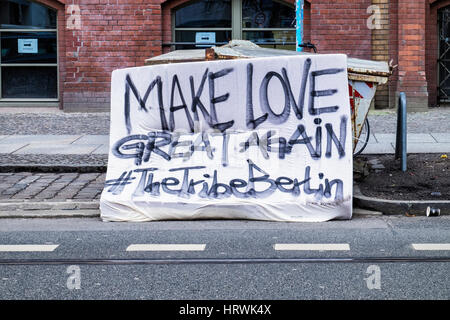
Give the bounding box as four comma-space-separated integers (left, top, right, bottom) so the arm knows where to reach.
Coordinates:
175, 0, 231, 28
175, 30, 231, 49
171, 0, 296, 51
0, 0, 57, 29
242, 0, 295, 29
1, 66, 57, 98
1, 32, 57, 63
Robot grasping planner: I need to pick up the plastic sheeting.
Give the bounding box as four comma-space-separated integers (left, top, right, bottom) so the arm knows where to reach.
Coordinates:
100, 54, 353, 222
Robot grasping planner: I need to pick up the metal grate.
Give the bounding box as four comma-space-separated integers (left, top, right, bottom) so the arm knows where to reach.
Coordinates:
438, 7, 450, 103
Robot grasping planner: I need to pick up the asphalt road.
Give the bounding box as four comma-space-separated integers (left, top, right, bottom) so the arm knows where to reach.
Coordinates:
0, 214, 449, 300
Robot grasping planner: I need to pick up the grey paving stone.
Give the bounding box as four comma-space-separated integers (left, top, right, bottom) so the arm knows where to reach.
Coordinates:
18, 175, 40, 184
1, 135, 82, 145
91, 144, 109, 154
372, 134, 396, 143
371, 133, 440, 146
12, 144, 101, 155
361, 143, 395, 154
0, 143, 28, 154
400, 142, 450, 153
368, 133, 378, 143
431, 133, 450, 143
72, 135, 109, 145
406, 134, 437, 143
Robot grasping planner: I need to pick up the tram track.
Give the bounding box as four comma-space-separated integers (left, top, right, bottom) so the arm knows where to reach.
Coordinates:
0, 256, 449, 266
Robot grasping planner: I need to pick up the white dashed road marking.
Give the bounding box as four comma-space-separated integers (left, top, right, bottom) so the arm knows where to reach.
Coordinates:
274, 243, 350, 251
0, 244, 59, 252
412, 244, 450, 251
126, 244, 206, 252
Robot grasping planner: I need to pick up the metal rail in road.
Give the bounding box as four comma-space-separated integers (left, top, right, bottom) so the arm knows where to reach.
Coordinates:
1, 256, 449, 266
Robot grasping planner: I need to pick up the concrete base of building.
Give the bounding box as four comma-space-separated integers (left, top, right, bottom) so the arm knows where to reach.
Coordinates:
392, 92, 429, 112
63, 102, 110, 113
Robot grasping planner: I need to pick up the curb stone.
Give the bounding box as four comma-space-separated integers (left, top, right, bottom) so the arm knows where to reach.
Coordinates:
1, 187, 448, 218
0, 164, 106, 173
353, 185, 450, 216
0, 209, 100, 218
0, 200, 100, 213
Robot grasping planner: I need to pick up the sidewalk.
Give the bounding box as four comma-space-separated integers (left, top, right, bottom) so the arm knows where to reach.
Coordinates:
0, 107, 449, 217
1, 132, 449, 158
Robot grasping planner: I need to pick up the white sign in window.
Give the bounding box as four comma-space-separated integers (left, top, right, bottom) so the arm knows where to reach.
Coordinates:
195, 32, 215, 47
18, 39, 38, 54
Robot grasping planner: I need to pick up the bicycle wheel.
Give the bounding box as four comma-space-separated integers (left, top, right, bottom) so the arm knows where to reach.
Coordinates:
353, 118, 370, 157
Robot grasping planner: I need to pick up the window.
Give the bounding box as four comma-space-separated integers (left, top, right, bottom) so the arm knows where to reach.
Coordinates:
172, 0, 296, 50
242, 0, 296, 49
0, 0, 58, 100
174, 0, 232, 50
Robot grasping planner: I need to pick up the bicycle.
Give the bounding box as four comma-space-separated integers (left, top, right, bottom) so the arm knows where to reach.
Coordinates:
353, 118, 370, 156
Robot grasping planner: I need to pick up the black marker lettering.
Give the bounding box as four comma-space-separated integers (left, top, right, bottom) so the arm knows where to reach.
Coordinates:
288, 125, 321, 159
208, 68, 235, 132
246, 159, 276, 198
246, 63, 268, 129
170, 74, 194, 132
309, 68, 344, 116
124, 75, 168, 134
112, 134, 148, 166
143, 131, 172, 162
208, 170, 232, 199
282, 58, 311, 120
133, 168, 158, 197
169, 166, 206, 198
325, 178, 344, 201
190, 68, 211, 127
161, 177, 180, 195
259, 71, 290, 125
325, 115, 347, 158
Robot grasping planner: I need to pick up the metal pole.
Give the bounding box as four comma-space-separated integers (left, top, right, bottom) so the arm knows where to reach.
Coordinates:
395, 92, 407, 172
296, 0, 304, 52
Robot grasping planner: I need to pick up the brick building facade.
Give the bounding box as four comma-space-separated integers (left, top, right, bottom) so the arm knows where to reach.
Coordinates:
0, 0, 447, 112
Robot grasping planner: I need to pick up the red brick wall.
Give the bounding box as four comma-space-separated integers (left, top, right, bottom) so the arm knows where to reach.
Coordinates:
61, 0, 163, 112
388, 0, 398, 108
395, 0, 429, 111
372, 0, 390, 109
27, 0, 440, 111
303, 0, 312, 47
308, 0, 372, 59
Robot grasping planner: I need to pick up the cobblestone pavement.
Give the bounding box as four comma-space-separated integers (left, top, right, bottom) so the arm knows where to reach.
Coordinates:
0, 111, 110, 135
0, 172, 105, 201
367, 108, 450, 134
0, 154, 108, 167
